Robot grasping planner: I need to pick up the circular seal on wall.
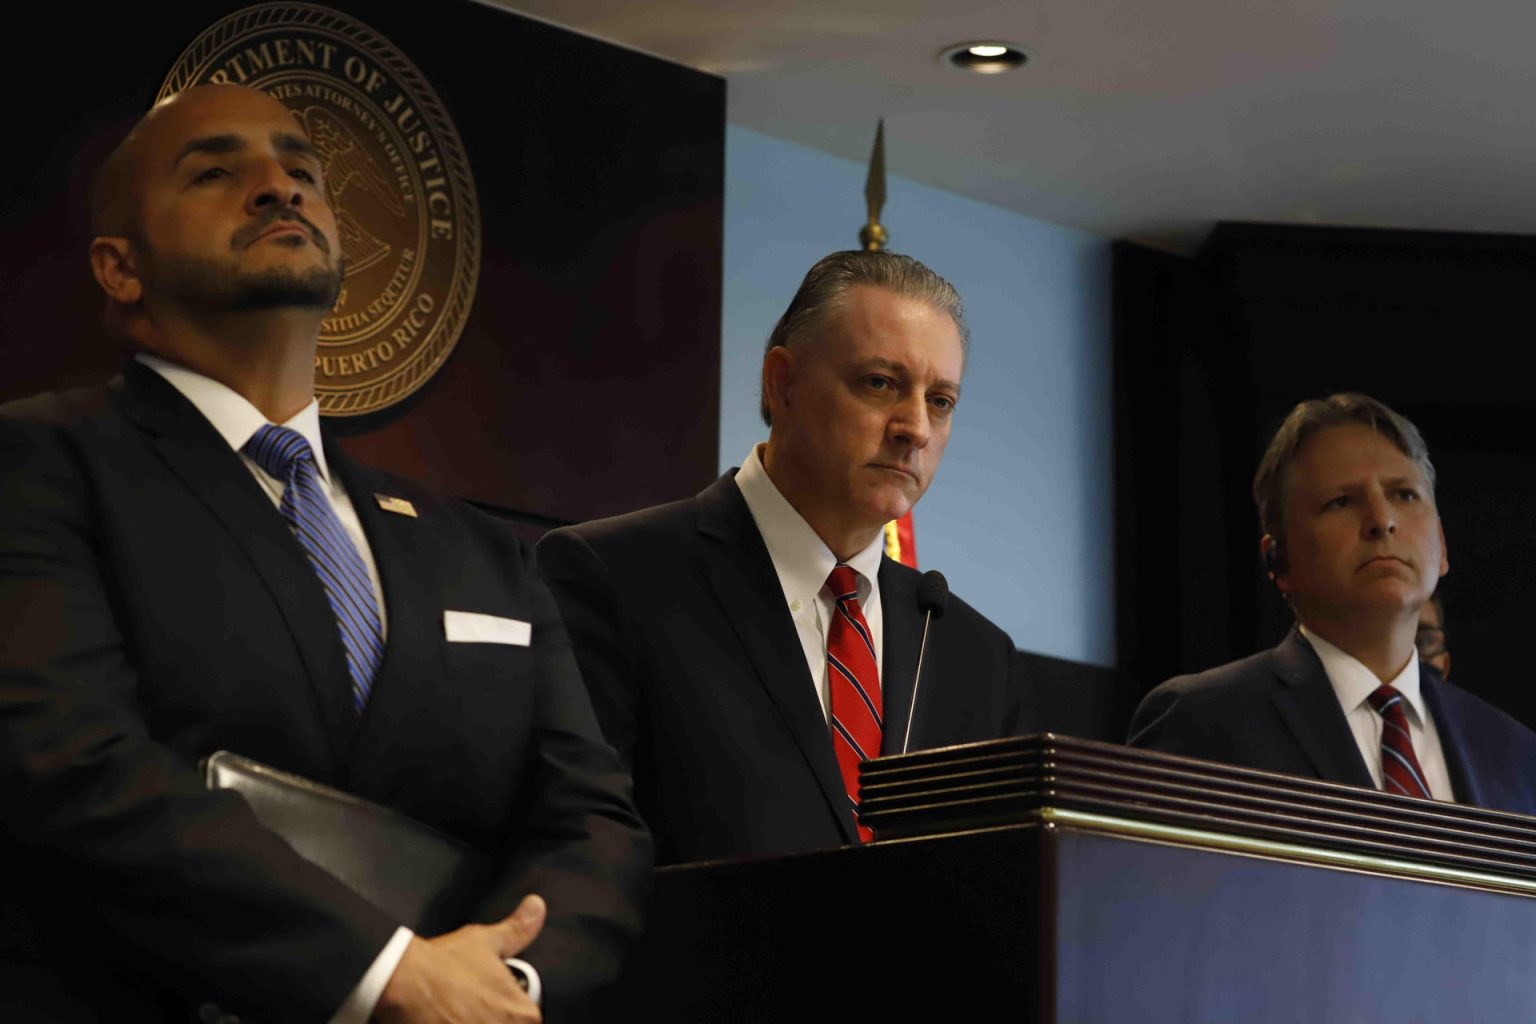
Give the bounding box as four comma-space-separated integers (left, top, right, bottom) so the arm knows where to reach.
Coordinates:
160, 3, 481, 417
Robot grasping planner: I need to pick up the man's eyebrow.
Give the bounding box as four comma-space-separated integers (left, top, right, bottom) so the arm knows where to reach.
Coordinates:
173, 134, 244, 166
862, 357, 962, 397
274, 132, 320, 161
171, 132, 320, 167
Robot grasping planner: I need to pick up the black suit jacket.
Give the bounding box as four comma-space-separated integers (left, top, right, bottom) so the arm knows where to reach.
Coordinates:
0, 363, 650, 1021
1128, 628, 1536, 817
536, 472, 1023, 865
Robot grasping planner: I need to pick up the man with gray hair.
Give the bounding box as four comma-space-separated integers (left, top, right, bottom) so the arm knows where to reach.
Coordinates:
538, 250, 1024, 864
1131, 393, 1536, 815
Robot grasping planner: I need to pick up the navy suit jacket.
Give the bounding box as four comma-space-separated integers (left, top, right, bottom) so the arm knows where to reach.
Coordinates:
1129, 628, 1536, 818
537, 472, 1024, 866
0, 363, 650, 1021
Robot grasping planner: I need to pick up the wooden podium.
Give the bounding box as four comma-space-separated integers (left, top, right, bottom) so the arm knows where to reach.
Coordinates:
615, 735, 1536, 1022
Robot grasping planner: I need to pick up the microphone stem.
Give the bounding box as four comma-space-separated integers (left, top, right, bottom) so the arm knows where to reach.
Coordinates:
902, 608, 934, 754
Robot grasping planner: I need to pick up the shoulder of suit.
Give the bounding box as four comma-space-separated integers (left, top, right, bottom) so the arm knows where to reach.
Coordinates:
0, 383, 117, 430
1426, 672, 1536, 746
881, 559, 1013, 647
544, 490, 708, 552
0, 385, 135, 475
331, 450, 443, 508
1148, 645, 1289, 704
335, 449, 533, 551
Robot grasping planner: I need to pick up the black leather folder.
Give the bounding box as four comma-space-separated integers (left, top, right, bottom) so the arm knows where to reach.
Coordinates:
203, 751, 489, 935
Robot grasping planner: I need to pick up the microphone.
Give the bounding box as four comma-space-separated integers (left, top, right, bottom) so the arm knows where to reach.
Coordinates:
901, 570, 949, 754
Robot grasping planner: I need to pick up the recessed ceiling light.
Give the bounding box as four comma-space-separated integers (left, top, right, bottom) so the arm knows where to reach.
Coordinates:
942, 41, 1028, 74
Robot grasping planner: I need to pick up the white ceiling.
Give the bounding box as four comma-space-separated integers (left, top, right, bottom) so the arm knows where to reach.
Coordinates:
489, 0, 1536, 253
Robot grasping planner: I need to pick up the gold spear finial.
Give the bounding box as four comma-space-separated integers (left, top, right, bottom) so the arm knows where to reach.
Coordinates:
859, 118, 888, 252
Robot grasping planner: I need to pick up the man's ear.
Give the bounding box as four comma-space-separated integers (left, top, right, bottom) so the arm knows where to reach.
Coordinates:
1436, 520, 1449, 580
761, 345, 796, 422
89, 237, 143, 307
1260, 534, 1288, 593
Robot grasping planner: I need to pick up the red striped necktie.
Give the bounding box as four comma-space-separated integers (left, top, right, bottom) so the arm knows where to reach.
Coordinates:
826, 564, 882, 842
1367, 685, 1432, 800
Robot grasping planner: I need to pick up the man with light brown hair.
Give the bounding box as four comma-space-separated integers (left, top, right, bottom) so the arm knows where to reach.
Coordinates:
1131, 393, 1536, 815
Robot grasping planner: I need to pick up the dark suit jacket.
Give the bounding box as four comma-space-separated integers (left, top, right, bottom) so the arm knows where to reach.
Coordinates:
0, 363, 650, 1021
1128, 628, 1536, 817
536, 472, 1023, 865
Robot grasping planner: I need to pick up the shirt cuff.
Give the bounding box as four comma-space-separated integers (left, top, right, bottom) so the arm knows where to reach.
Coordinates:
504, 957, 543, 1007
329, 926, 414, 1024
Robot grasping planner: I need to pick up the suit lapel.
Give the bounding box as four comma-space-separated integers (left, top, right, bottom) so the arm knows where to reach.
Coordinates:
1421, 671, 1483, 807
116, 364, 358, 762
1269, 629, 1374, 787
878, 560, 921, 756
694, 476, 858, 844
327, 453, 443, 786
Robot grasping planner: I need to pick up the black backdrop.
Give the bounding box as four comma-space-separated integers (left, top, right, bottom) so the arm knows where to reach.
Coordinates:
3, 0, 724, 532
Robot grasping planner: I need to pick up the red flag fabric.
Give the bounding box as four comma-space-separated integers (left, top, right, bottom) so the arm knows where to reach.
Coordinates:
883, 511, 918, 569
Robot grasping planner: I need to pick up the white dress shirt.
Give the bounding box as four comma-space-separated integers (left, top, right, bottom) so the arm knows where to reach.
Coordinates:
1301, 624, 1454, 801
135, 354, 412, 1021
735, 445, 887, 719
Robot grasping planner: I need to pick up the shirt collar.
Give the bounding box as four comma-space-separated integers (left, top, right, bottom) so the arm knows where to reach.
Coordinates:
1300, 623, 1425, 725
136, 353, 331, 481
735, 445, 885, 601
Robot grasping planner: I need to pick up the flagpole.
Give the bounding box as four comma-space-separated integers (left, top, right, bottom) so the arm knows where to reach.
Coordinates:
859, 119, 919, 570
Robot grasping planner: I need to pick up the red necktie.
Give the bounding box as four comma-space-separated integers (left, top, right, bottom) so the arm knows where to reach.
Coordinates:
826, 565, 882, 842
1367, 685, 1432, 799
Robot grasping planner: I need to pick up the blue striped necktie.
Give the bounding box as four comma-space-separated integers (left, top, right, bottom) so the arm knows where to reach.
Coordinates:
243, 424, 384, 713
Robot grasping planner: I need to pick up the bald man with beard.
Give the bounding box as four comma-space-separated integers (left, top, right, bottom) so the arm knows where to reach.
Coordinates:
0, 85, 648, 1023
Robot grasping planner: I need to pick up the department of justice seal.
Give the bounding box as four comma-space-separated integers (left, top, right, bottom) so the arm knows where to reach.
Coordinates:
160, 3, 481, 416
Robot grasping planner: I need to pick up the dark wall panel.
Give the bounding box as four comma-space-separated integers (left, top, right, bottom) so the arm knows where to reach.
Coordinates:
1112, 240, 1251, 733
3, 1, 723, 526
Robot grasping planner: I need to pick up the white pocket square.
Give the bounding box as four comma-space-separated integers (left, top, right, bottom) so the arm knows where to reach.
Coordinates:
443, 611, 531, 646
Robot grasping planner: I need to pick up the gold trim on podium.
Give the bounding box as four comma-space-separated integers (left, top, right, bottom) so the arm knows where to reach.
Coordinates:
1040, 806, 1536, 898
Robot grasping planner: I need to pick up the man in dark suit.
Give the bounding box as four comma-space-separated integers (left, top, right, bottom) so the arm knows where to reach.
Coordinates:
0, 85, 649, 1022
1130, 393, 1536, 817
538, 251, 1023, 865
